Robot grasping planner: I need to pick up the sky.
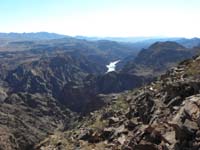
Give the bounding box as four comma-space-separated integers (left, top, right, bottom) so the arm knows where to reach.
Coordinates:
0, 0, 200, 37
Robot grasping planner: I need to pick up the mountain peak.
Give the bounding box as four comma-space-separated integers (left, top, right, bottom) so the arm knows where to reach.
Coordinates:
149, 41, 186, 51
0, 32, 67, 40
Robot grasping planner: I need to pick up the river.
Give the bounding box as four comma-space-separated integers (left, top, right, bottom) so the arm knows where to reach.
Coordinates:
106, 60, 120, 73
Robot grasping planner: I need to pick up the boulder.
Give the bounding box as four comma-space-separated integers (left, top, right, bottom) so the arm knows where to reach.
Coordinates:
108, 117, 120, 125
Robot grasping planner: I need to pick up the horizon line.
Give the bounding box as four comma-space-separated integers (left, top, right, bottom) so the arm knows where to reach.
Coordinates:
0, 31, 199, 39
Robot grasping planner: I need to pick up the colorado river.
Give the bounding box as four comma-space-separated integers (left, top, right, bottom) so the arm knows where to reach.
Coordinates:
106, 60, 120, 73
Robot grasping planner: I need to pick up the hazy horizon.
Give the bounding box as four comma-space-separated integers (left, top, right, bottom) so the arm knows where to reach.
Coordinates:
1, 0, 200, 38
1, 32, 198, 39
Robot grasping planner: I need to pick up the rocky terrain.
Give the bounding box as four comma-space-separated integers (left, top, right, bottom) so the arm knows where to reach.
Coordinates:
0, 92, 76, 150
0, 50, 109, 149
0, 34, 200, 150
0, 36, 145, 149
37, 55, 200, 150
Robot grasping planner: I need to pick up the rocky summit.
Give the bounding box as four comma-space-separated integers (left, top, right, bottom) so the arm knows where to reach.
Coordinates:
37, 55, 200, 150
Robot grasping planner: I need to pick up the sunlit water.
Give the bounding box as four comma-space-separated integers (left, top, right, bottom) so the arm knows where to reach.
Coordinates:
106, 60, 120, 73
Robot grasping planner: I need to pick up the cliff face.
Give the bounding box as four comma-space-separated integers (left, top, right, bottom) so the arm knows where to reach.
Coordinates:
37, 56, 200, 150
59, 72, 145, 114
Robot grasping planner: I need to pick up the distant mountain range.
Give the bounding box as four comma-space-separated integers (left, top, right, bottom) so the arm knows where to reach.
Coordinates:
0, 32, 67, 40
1, 32, 200, 48
76, 35, 181, 42
76, 35, 200, 48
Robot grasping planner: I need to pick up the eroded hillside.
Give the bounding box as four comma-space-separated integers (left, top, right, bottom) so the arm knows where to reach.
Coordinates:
37, 56, 200, 150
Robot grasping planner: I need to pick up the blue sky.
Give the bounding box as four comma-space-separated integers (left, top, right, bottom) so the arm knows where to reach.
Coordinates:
0, 0, 200, 37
